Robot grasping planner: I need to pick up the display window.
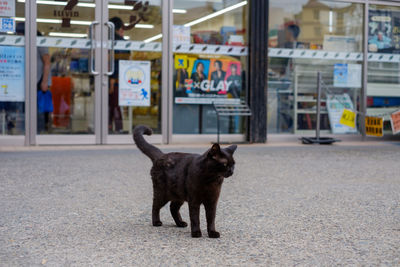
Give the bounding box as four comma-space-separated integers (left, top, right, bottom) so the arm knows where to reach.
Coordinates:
268, 0, 363, 135
367, 5, 400, 136
172, 0, 248, 134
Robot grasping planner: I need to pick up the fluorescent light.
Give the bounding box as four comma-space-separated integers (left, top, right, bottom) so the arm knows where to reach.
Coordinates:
18, 0, 95, 7
329, 10, 333, 33
49, 32, 88, 38
184, 1, 247, 27
123, 36, 130, 40
144, 34, 162, 43
108, 4, 133, 10
124, 23, 154, 29
15, 17, 91, 26
173, 9, 187, 14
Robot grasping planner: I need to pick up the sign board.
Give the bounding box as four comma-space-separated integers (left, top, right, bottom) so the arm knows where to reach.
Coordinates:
390, 109, 400, 135
0, 18, 15, 33
0, 46, 25, 102
365, 116, 384, 137
118, 60, 151, 107
174, 57, 242, 104
340, 109, 357, 128
333, 63, 362, 88
0, 0, 15, 17
326, 94, 357, 133
173, 25, 191, 45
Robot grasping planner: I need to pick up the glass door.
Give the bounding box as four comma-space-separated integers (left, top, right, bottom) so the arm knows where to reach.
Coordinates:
34, 0, 101, 144
106, 0, 163, 143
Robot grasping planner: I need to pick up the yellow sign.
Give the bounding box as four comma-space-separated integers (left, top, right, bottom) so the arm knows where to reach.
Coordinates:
339, 109, 356, 128
365, 116, 384, 137
174, 55, 188, 69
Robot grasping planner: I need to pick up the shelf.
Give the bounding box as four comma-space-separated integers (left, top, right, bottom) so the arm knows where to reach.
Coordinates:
297, 109, 328, 114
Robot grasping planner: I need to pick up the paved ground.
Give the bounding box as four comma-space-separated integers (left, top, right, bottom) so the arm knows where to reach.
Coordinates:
0, 143, 399, 266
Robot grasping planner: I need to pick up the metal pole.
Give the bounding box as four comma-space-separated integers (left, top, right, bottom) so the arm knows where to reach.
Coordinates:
316, 72, 322, 141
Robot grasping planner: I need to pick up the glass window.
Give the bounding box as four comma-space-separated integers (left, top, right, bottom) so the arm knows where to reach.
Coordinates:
268, 1, 363, 135
173, 0, 248, 134
0, 1, 25, 136
367, 5, 400, 136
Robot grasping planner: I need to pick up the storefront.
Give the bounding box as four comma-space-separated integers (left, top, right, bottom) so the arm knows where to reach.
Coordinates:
0, 0, 399, 146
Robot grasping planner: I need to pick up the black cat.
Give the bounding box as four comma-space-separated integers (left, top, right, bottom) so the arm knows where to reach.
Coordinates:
133, 125, 237, 238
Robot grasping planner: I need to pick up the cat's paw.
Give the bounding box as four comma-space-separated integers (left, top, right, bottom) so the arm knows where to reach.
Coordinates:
208, 231, 220, 238
191, 231, 202, 238
176, 221, 188, 228
153, 221, 163, 227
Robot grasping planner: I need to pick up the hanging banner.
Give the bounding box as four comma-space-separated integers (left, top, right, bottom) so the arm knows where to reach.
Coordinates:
0, 46, 25, 102
174, 56, 242, 104
390, 110, 400, 135
118, 60, 151, 107
0, 0, 15, 17
339, 109, 357, 128
365, 116, 384, 137
326, 94, 357, 134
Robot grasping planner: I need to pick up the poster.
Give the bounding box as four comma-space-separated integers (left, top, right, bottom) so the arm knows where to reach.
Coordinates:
118, 60, 151, 107
333, 64, 362, 88
174, 56, 242, 104
0, 0, 15, 17
368, 9, 400, 53
365, 116, 384, 137
390, 109, 400, 135
173, 25, 191, 45
0, 46, 25, 102
326, 94, 357, 134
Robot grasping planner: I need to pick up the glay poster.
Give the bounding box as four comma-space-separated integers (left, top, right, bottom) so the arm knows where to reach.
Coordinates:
174, 55, 242, 104
119, 60, 151, 107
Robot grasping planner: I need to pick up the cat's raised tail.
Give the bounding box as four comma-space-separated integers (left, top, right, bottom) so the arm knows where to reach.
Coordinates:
133, 125, 164, 162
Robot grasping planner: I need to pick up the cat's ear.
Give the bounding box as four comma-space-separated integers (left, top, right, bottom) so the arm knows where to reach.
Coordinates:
208, 143, 221, 157
225, 144, 237, 155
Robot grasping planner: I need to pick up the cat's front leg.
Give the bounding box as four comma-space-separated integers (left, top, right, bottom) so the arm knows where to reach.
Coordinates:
205, 202, 220, 238
188, 202, 201, 238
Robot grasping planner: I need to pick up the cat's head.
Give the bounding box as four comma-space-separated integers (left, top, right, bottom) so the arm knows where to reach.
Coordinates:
205, 143, 237, 178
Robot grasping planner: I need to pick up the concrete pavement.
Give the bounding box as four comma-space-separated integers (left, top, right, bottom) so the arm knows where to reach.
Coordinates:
0, 144, 399, 266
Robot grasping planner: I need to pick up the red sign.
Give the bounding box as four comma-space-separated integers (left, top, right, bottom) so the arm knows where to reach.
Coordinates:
390, 110, 400, 135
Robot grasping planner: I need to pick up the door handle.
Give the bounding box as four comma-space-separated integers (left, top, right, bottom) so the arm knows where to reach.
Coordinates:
89, 21, 99, 75
105, 21, 115, 76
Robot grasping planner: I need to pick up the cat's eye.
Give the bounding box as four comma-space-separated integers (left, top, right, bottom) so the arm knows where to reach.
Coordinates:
223, 163, 227, 167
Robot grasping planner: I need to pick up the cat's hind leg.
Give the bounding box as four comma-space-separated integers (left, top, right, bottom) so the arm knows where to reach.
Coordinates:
170, 201, 187, 228
152, 195, 168, 227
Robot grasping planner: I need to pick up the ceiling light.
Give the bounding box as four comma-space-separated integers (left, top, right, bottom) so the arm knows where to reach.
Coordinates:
173, 9, 187, 14
49, 32, 88, 38
132, 24, 154, 29
14, 17, 92, 26
184, 1, 247, 27
18, 0, 95, 7
144, 34, 162, 43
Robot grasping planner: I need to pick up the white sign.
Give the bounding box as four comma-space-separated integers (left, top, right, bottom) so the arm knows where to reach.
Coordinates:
119, 60, 151, 107
0, 18, 15, 33
323, 35, 357, 52
326, 93, 358, 134
334, 63, 362, 88
173, 25, 191, 45
0, 46, 25, 102
0, 0, 15, 17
